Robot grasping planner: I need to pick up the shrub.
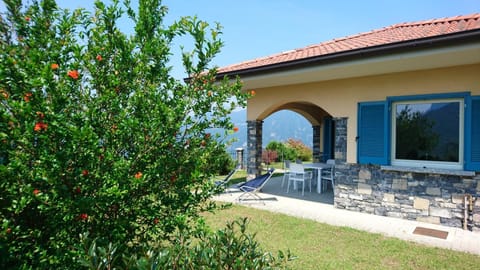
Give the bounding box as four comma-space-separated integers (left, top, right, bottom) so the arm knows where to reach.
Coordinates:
262, 149, 278, 165
0, 0, 265, 268
266, 139, 311, 162
266, 141, 294, 162
211, 145, 235, 175
285, 138, 312, 162
79, 218, 294, 269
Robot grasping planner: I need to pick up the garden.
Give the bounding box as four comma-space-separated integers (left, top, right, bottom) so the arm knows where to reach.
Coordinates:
2, 1, 479, 269
0, 0, 291, 268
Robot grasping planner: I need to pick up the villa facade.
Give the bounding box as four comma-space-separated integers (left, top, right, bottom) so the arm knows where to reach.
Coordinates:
216, 14, 480, 230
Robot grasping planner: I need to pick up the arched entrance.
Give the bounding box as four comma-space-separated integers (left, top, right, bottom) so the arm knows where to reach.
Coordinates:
247, 101, 338, 177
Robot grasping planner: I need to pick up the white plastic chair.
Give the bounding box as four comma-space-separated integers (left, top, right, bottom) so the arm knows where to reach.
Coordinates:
321, 159, 336, 192
286, 163, 312, 196
281, 160, 291, 187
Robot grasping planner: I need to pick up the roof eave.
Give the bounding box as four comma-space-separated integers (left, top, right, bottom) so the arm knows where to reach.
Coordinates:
216, 29, 480, 79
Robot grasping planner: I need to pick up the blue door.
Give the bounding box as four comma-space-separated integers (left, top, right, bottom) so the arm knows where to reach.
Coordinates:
322, 116, 334, 162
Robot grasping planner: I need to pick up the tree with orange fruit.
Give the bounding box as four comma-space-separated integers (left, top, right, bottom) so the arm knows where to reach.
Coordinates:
0, 1, 291, 269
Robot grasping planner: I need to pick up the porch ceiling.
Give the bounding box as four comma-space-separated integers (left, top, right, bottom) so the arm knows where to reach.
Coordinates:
237, 41, 480, 90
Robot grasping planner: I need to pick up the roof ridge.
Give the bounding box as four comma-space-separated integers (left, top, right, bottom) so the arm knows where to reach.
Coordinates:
389, 13, 480, 28
321, 13, 480, 45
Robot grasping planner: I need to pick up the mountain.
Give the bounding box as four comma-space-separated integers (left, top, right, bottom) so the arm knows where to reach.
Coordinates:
226, 108, 313, 151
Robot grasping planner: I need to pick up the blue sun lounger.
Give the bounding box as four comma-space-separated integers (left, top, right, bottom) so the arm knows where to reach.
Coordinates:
214, 164, 240, 194
236, 168, 275, 202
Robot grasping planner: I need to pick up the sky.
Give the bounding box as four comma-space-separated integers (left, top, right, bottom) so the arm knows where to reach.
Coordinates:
2, 0, 478, 79
1, 0, 478, 146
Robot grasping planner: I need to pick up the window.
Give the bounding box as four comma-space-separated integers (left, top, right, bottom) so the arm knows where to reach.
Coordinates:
391, 99, 463, 170
357, 92, 480, 171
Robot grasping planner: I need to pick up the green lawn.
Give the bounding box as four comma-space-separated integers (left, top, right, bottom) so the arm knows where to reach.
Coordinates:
203, 204, 480, 270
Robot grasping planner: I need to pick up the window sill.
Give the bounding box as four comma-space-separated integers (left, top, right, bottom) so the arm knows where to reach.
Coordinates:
380, 166, 476, 177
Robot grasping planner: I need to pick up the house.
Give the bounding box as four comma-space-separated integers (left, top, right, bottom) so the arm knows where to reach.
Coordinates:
216, 14, 480, 230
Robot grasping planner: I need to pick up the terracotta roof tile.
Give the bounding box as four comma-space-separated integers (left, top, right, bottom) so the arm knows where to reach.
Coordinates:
218, 13, 480, 74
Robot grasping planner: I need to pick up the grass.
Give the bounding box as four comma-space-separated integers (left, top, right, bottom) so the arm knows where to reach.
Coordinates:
203, 204, 480, 270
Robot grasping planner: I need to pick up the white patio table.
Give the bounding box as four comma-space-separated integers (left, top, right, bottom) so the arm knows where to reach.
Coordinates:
303, 163, 333, 194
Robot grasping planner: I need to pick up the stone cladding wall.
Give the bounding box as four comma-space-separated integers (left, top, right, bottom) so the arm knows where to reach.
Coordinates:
247, 120, 263, 178
334, 163, 480, 231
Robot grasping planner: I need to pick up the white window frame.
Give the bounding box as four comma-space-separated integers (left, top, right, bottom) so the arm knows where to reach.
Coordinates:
391, 98, 464, 170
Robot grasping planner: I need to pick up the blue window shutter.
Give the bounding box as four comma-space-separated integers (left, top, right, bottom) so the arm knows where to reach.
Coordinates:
465, 96, 480, 171
358, 101, 388, 165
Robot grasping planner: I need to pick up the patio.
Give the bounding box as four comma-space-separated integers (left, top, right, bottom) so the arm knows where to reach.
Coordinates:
241, 174, 335, 205
214, 174, 480, 256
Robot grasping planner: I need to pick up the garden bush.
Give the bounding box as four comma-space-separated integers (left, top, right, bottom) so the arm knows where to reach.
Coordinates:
210, 145, 236, 175
262, 148, 278, 165
266, 139, 312, 162
80, 218, 293, 270
285, 139, 312, 162
0, 0, 290, 268
265, 141, 295, 162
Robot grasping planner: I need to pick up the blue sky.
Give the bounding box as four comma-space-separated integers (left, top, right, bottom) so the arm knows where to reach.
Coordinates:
1, 0, 478, 145
2, 0, 479, 78
157, 0, 479, 71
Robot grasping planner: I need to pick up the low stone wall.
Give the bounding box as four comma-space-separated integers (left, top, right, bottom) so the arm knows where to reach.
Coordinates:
334, 163, 480, 231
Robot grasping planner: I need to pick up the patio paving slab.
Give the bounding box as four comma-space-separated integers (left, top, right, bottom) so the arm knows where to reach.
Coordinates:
214, 176, 480, 256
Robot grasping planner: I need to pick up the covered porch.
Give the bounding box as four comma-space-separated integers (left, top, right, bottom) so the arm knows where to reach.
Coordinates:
245, 101, 347, 178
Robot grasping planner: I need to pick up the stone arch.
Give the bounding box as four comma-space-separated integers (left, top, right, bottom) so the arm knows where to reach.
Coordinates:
247, 101, 336, 177
258, 101, 330, 125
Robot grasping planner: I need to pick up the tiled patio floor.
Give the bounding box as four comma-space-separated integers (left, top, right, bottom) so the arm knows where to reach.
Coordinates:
253, 175, 334, 204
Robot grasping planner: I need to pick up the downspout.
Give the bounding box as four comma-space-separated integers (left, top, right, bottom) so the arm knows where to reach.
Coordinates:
463, 194, 475, 231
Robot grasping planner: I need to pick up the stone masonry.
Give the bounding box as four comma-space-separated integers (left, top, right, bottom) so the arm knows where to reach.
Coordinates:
312, 125, 321, 162
247, 120, 263, 178
334, 163, 480, 231
333, 117, 347, 162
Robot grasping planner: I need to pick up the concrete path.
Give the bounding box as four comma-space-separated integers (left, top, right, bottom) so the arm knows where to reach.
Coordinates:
213, 176, 480, 256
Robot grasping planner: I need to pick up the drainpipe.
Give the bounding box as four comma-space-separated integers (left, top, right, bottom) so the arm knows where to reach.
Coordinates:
463, 194, 474, 231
